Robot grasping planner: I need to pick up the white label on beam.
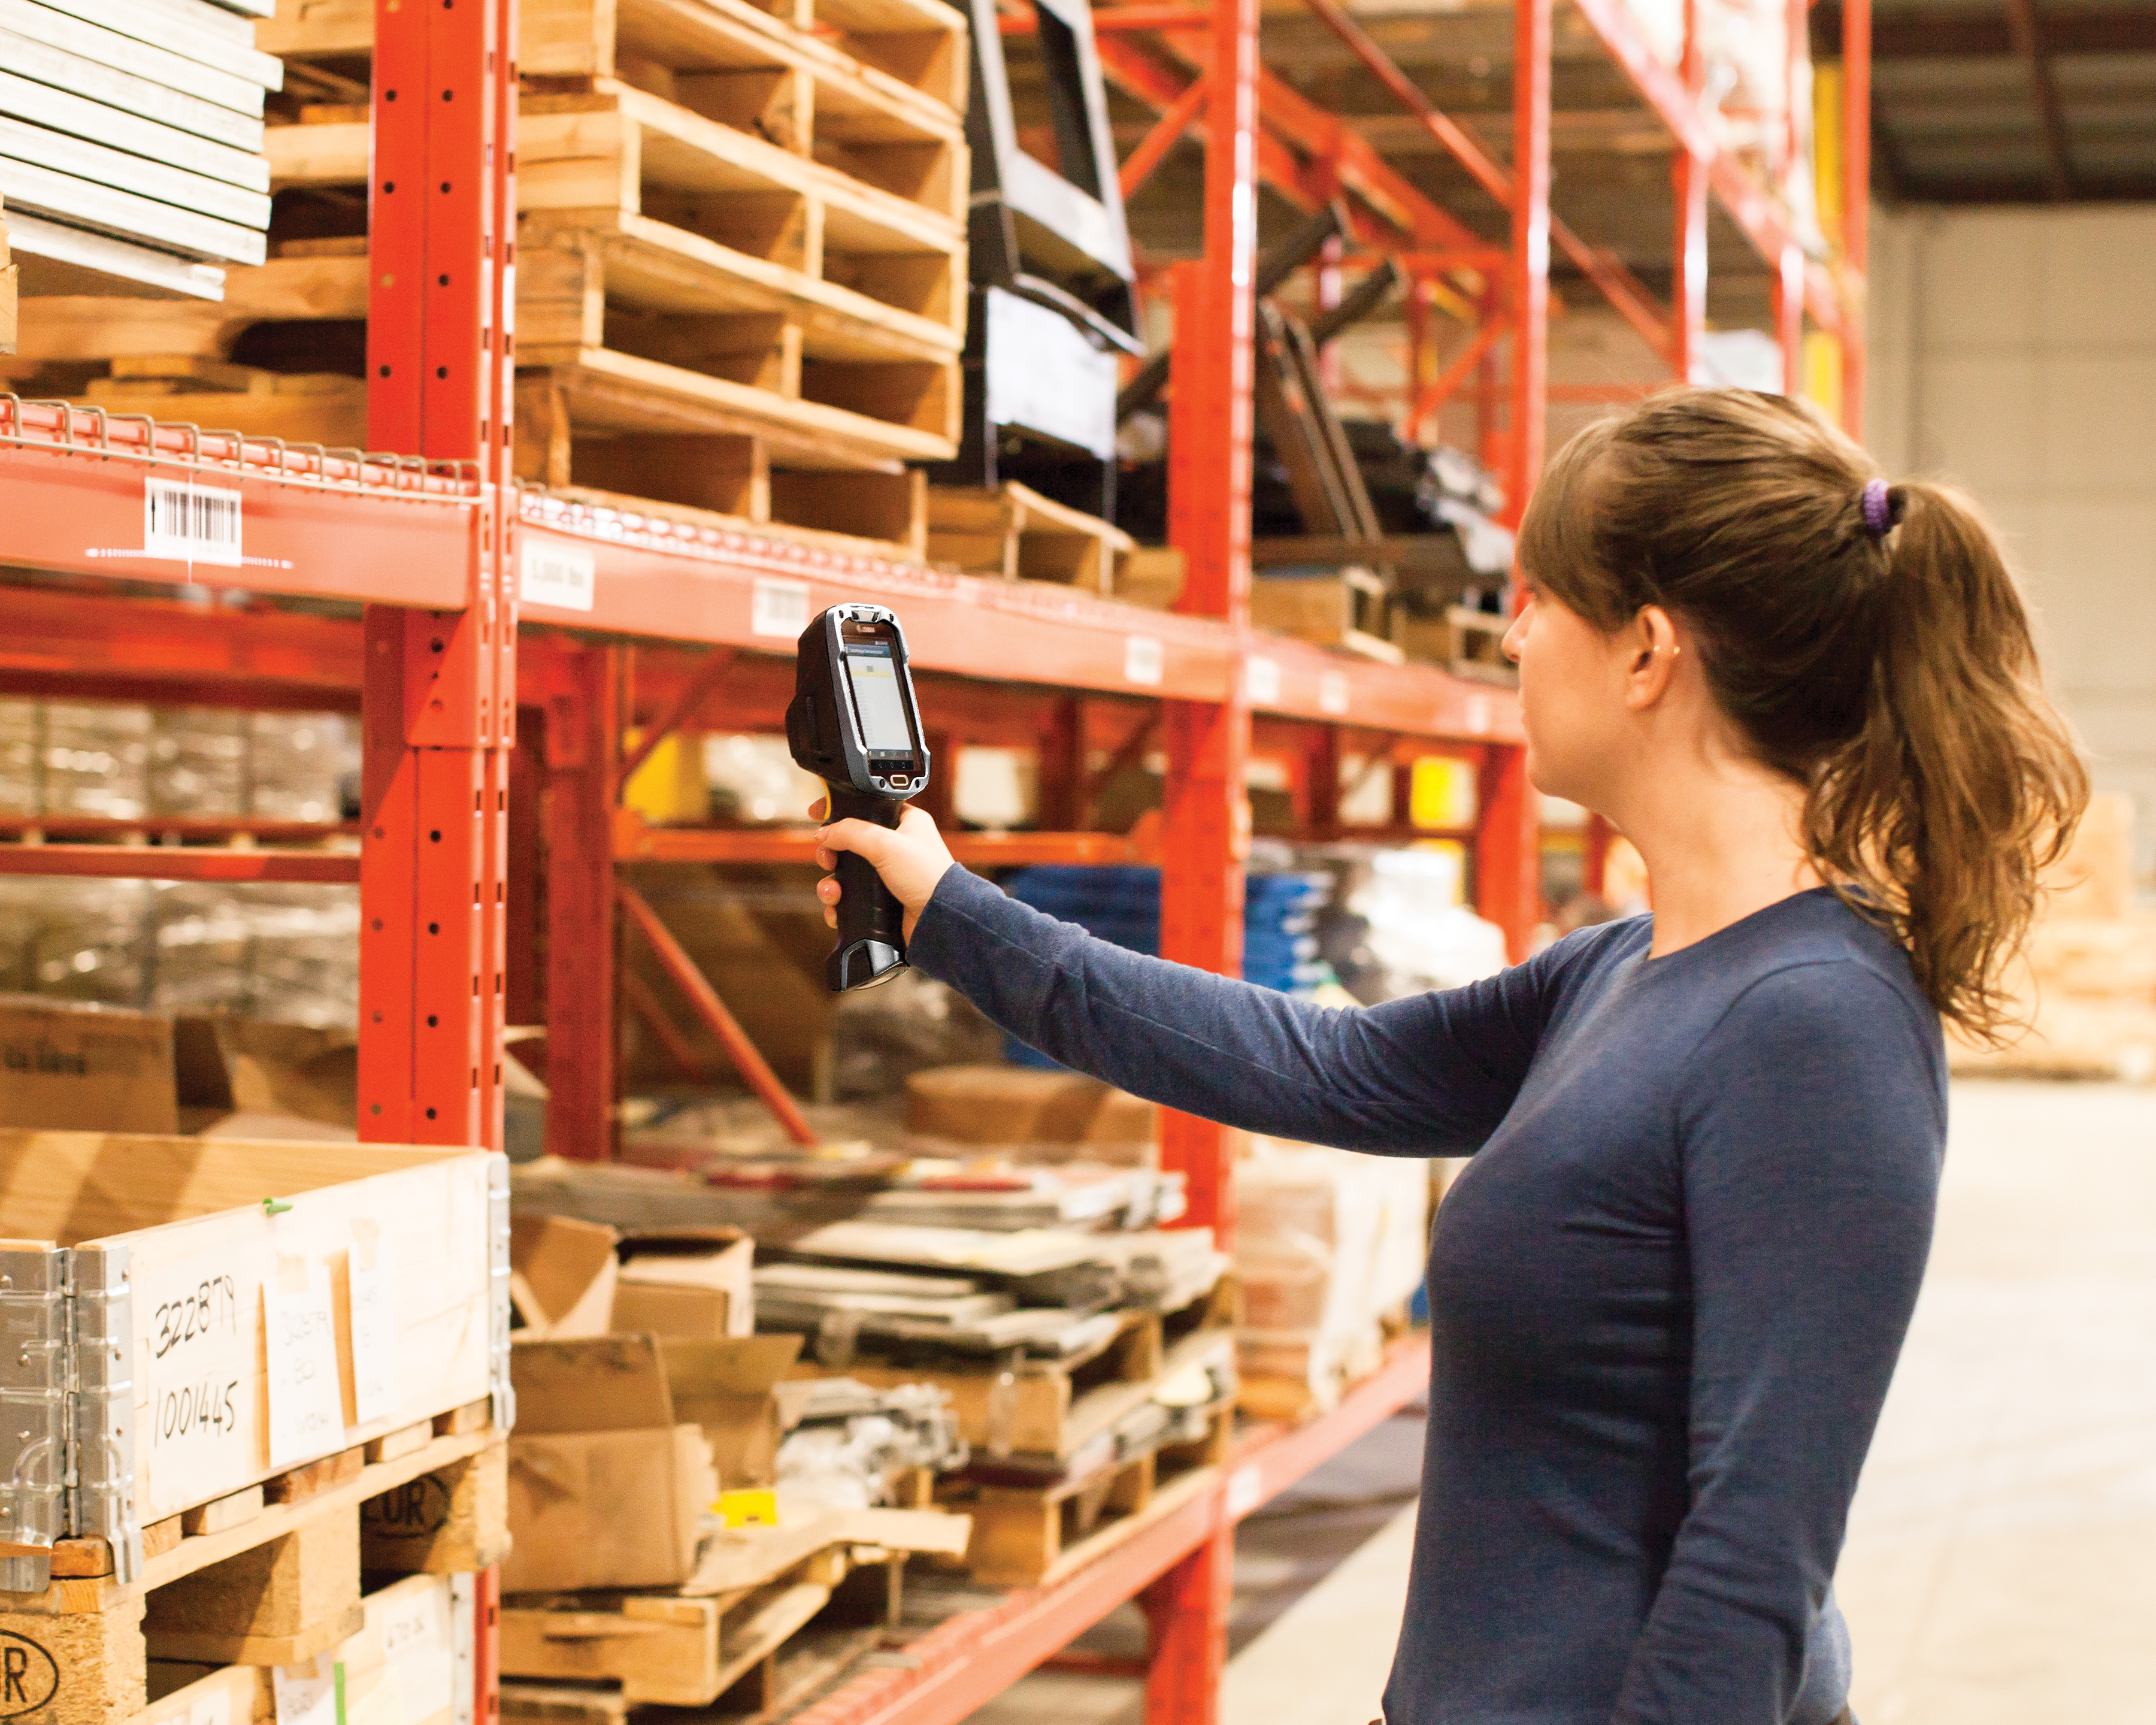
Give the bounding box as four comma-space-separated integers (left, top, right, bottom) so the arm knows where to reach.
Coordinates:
520, 542, 595, 612
1245, 655, 1280, 705
1319, 671, 1350, 716
1225, 1463, 1265, 1518
1124, 635, 1164, 686
144, 478, 243, 568
752, 577, 811, 639
1466, 695, 1494, 735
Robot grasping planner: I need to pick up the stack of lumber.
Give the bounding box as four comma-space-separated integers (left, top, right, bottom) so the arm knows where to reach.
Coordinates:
0, 0, 277, 299
1951, 794, 2156, 1082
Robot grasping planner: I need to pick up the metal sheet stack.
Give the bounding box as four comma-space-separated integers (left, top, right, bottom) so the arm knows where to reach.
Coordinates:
0, 0, 278, 299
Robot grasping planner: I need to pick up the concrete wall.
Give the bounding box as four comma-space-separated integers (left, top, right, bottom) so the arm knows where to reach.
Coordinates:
1869, 205, 2156, 883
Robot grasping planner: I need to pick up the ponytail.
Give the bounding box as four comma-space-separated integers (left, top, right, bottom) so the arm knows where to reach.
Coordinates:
1519, 388, 2088, 1040
1806, 481, 2088, 1038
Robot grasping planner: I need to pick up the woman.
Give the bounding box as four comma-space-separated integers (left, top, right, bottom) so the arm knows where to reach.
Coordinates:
813, 388, 2087, 1724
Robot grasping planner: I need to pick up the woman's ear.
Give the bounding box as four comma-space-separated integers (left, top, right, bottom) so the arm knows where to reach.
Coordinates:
1622, 606, 1683, 710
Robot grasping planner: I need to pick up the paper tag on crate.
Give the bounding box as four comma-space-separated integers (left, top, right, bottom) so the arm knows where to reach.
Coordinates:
380, 1582, 455, 1720
264, 1260, 344, 1469
272, 1658, 341, 1725
347, 1222, 399, 1427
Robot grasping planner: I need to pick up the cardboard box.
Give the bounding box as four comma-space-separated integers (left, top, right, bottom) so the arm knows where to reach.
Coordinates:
504, 1336, 716, 1593
904, 1064, 1156, 1151
0, 997, 176, 1133
174, 1016, 359, 1140
509, 1213, 620, 1338
510, 1217, 754, 1340
614, 1229, 754, 1340
658, 1334, 802, 1489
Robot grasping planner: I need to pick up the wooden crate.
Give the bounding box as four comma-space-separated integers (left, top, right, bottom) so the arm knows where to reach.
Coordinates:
1251, 568, 1404, 664
947, 1401, 1232, 1588
1394, 605, 1518, 686
926, 483, 1135, 592
0, 1431, 504, 1725
0, 1131, 502, 1572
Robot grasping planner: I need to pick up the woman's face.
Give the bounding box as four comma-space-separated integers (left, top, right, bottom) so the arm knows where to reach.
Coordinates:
1502, 580, 1627, 806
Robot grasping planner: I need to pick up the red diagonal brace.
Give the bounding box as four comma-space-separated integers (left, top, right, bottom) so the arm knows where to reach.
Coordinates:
616, 878, 818, 1146
1408, 318, 1511, 438
615, 647, 736, 799
1121, 72, 1209, 198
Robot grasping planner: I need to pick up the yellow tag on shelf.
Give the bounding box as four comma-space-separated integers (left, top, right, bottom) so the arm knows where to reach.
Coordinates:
716, 1489, 780, 1529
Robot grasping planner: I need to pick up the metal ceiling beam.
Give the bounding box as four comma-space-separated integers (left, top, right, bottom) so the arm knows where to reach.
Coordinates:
1813, 2, 2156, 58
2001, 0, 2076, 198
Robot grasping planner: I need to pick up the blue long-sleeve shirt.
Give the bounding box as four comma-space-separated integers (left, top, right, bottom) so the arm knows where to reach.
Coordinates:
909, 867, 1942, 1725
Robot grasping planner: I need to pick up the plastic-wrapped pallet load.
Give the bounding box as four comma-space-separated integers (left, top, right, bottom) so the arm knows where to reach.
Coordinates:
0, 0, 278, 298
1235, 1136, 1430, 1420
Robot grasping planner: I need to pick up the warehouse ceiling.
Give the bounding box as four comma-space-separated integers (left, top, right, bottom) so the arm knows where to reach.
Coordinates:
1813, 0, 2156, 201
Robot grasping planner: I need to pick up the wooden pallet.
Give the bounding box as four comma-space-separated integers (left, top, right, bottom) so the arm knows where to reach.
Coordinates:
1251, 568, 1404, 664
0, 1415, 504, 1725
926, 483, 1136, 592
816, 1282, 1234, 1464
501, 1627, 885, 1725
1394, 604, 1517, 685
946, 1401, 1233, 1588
499, 1511, 965, 1711
262, 0, 966, 116
7, 245, 367, 364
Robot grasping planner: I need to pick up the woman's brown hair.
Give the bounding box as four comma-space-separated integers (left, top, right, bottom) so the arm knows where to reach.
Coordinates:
1519, 385, 2087, 1039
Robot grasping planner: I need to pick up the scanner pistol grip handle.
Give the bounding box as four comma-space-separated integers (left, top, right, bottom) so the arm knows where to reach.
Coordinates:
825, 785, 907, 991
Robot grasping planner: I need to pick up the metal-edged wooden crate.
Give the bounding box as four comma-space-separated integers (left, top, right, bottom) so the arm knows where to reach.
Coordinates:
0, 1131, 510, 1596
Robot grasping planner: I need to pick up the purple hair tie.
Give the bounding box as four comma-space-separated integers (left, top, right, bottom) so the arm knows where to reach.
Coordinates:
1861, 478, 1894, 538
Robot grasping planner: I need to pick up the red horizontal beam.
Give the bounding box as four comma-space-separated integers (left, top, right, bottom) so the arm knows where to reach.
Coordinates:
0, 402, 476, 609
615, 814, 1142, 867
0, 817, 359, 843
0, 844, 360, 882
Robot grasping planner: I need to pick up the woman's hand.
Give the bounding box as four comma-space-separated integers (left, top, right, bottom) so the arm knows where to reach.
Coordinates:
813, 798, 956, 942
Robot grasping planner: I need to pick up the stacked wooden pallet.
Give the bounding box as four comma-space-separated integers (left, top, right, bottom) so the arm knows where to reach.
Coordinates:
89, 0, 970, 558
0, 0, 277, 298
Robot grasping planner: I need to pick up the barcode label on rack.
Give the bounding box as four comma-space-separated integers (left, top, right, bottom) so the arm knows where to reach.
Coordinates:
1319, 671, 1350, 716
1245, 655, 1280, 704
521, 543, 595, 612
1465, 695, 1494, 735
1124, 635, 1164, 686
144, 479, 243, 567
751, 577, 811, 638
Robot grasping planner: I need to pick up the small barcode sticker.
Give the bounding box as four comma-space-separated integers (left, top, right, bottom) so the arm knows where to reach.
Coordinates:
752, 577, 811, 638
1124, 635, 1164, 686
1245, 655, 1280, 704
144, 479, 243, 567
520, 542, 595, 612
1319, 671, 1351, 716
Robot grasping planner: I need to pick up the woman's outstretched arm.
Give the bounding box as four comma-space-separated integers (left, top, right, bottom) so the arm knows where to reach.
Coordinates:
816, 805, 1577, 1154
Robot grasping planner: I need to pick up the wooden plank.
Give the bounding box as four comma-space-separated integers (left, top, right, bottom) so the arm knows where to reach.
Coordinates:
256, 0, 374, 58
0, 0, 269, 121
264, 120, 367, 188
64, 384, 365, 445
525, 343, 953, 465
178, 1485, 265, 1537
500, 1597, 723, 1707
365, 1418, 436, 1464
144, 1510, 360, 1664
264, 1446, 367, 1506
705, 1582, 831, 1701
143, 1602, 366, 1668
0, 1592, 146, 1725
138, 1662, 268, 1725
14, 255, 367, 361
0, 25, 265, 153
0, 154, 268, 265
0, 69, 269, 193
31, 0, 286, 91
0, 117, 270, 229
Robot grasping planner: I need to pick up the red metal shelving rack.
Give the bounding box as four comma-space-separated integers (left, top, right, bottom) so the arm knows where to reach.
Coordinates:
0, 0, 1869, 1717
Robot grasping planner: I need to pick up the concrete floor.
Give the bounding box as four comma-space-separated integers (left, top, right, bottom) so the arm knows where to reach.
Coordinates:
958, 1078, 2156, 1725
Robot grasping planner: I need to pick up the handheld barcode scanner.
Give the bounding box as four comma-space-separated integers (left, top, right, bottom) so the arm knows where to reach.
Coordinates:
785, 604, 931, 992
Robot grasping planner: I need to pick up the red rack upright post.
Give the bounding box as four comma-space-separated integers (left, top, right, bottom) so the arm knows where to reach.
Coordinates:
358, 0, 519, 1153
1147, 0, 1260, 1710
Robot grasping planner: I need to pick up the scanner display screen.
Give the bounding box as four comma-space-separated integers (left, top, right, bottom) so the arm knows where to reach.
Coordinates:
844, 645, 913, 753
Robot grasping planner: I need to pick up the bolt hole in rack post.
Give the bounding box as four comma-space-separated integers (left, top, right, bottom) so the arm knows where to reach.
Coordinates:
0, 0, 1868, 1718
